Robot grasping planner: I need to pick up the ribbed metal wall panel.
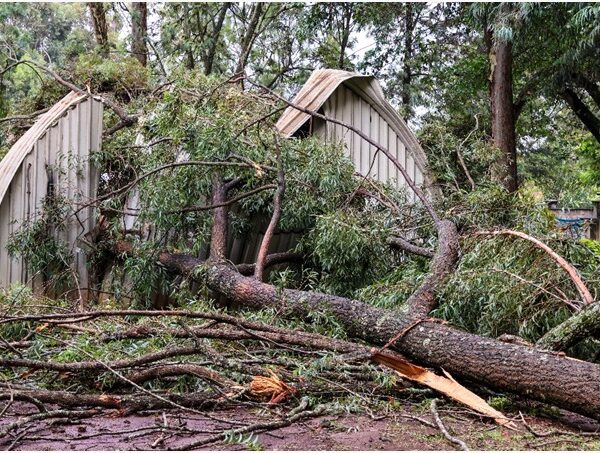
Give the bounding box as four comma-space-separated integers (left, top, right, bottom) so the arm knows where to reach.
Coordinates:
0, 94, 103, 295
321, 84, 426, 198
231, 80, 431, 270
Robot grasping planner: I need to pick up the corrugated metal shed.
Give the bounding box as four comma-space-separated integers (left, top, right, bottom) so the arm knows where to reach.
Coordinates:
1, 70, 437, 299
223, 69, 438, 266
0, 91, 103, 295
275, 69, 437, 200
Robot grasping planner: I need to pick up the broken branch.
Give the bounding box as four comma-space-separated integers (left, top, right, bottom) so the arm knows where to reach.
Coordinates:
476, 229, 594, 306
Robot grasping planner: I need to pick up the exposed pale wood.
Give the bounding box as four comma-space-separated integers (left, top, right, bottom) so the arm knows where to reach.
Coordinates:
372, 350, 514, 428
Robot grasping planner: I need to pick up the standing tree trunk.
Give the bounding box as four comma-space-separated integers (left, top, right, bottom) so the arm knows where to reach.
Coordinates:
234, 3, 264, 76
486, 31, 518, 193
131, 2, 148, 67
337, 5, 353, 70
401, 3, 414, 118
209, 175, 228, 261
203, 3, 229, 76
88, 2, 109, 57
183, 3, 195, 70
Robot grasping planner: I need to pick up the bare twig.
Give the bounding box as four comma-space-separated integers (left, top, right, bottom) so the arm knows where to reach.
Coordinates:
430, 399, 469, 451
169, 403, 327, 450
254, 134, 285, 281
76, 159, 271, 215
167, 184, 276, 215
519, 412, 600, 437
398, 413, 437, 428
236, 251, 302, 275
387, 236, 435, 258
123, 364, 237, 388
5, 429, 28, 451
0, 409, 97, 438
0, 107, 50, 125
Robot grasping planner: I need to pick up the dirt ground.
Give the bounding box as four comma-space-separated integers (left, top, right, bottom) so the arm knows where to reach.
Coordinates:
2, 399, 600, 451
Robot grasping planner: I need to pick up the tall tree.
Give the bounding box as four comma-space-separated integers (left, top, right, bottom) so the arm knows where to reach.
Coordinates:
305, 3, 359, 71
234, 3, 264, 76
203, 3, 228, 75
485, 25, 518, 192
130, 2, 147, 67
159, 3, 232, 75
477, 3, 600, 193
359, 3, 463, 119
88, 2, 109, 56
552, 5, 600, 143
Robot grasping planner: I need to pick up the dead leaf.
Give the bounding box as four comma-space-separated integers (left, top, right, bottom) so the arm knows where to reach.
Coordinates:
249, 370, 296, 404
35, 323, 49, 333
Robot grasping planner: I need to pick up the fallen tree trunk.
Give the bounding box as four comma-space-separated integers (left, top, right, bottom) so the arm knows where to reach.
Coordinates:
537, 301, 600, 351
159, 252, 600, 420
0, 388, 221, 413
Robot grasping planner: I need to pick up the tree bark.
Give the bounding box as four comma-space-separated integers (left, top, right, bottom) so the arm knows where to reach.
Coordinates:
561, 88, 600, 143
234, 3, 264, 76
88, 2, 109, 56
130, 2, 148, 67
402, 3, 414, 117
387, 236, 434, 258
158, 252, 600, 420
209, 175, 228, 261
254, 144, 285, 281
573, 73, 600, 109
203, 3, 229, 76
487, 33, 518, 193
1, 388, 219, 413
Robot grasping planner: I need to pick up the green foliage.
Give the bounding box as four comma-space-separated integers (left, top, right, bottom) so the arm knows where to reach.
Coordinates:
0, 285, 69, 340
576, 136, 600, 189
223, 432, 263, 451
355, 258, 428, 310
433, 233, 600, 344
94, 70, 393, 305
304, 209, 392, 296
419, 118, 498, 193
1, 4, 599, 370
581, 238, 600, 259
487, 395, 511, 412
73, 53, 150, 97
6, 197, 74, 292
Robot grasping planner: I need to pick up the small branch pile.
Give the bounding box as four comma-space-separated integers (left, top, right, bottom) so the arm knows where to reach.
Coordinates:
0, 305, 415, 448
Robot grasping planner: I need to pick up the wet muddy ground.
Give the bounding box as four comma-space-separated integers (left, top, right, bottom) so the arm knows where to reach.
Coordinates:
1, 401, 600, 450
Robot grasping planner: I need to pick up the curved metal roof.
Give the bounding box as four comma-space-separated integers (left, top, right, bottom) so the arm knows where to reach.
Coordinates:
275, 69, 370, 137
0, 91, 87, 204
274, 68, 431, 184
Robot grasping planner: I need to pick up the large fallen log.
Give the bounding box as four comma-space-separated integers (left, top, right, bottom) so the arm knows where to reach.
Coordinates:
159, 252, 600, 421
537, 300, 600, 351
